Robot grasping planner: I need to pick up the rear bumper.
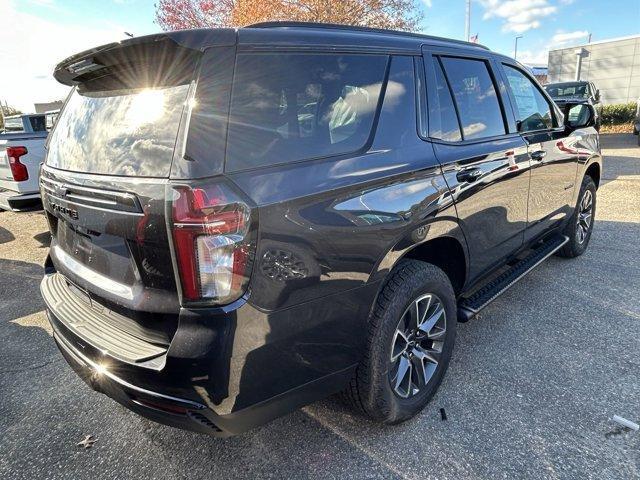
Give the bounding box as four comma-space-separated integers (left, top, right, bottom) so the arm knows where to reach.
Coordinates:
51, 324, 229, 435
50, 311, 356, 436
0, 189, 41, 211
42, 271, 372, 436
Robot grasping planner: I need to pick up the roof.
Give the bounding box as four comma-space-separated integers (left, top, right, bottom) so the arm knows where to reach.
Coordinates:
54, 23, 493, 85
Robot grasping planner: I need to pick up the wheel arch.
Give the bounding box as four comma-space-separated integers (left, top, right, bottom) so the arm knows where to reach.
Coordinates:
585, 160, 601, 188
370, 218, 470, 297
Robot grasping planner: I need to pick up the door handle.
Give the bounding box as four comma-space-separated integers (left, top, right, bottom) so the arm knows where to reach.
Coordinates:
530, 150, 547, 161
456, 167, 482, 183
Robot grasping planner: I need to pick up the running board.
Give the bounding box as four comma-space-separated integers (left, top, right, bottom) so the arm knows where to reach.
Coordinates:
457, 235, 569, 322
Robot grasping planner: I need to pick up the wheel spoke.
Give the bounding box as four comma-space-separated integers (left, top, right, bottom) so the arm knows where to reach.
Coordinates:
419, 304, 445, 337
427, 326, 446, 340
410, 350, 428, 386
412, 346, 439, 384
393, 355, 412, 397
391, 329, 409, 362
407, 298, 420, 332
581, 190, 592, 211
417, 344, 440, 364
577, 225, 585, 243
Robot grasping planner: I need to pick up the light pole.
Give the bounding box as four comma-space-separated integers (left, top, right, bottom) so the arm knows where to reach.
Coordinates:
514, 35, 523, 60
464, 0, 471, 41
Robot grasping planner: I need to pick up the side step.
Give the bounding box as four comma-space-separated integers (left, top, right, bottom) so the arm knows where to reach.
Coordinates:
458, 235, 569, 322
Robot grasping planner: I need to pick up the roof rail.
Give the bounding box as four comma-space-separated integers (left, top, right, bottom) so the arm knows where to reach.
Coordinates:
246, 21, 490, 50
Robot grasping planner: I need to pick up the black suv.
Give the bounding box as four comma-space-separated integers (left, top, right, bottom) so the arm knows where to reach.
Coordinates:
544, 80, 602, 130
40, 23, 602, 436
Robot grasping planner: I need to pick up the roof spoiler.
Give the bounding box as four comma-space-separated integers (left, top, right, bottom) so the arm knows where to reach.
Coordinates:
53, 29, 237, 87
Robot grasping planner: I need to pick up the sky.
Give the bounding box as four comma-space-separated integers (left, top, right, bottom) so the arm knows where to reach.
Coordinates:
1, 0, 639, 112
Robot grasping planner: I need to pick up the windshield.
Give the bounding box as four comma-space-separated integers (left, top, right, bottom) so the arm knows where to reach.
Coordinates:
545, 83, 589, 99
46, 85, 189, 177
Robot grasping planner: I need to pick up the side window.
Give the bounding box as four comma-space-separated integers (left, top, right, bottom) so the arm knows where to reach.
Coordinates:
373, 56, 417, 148
29, 116, 46, 132
503, 65, 553, 132
226, 53, 388, 172
440, 57, 506, 140
430, 59, 462, 142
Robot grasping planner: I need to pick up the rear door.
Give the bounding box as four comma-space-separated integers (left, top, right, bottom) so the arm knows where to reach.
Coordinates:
422, 48, 531, 281
498, 62, 578, 242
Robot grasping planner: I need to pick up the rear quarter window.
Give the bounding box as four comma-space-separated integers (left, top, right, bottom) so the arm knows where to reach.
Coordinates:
440, 56, 506, 140
225, 53, 389, 172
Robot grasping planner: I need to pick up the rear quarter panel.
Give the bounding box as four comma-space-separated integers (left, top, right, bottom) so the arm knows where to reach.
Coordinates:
219, 55, 461, 408
0, 136, 46, 194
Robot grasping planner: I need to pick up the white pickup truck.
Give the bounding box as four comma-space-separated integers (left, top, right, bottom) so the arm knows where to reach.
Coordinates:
0, 114, 48, 211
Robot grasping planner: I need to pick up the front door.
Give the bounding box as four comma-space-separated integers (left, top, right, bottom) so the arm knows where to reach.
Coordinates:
499, 63, 578, 241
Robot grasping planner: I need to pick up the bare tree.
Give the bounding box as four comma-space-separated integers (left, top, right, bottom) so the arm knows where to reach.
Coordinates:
0, 103, 22, 131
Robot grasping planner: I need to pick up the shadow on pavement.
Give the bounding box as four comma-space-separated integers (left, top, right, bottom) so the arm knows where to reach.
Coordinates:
599, 133, 640, 184
0, 258, 45, 322
33, 231, 52, 248
0, 226, 15, 245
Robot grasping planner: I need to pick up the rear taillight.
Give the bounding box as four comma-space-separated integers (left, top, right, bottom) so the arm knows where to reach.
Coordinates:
6, 146, 29, 182
170, 182, 254, 305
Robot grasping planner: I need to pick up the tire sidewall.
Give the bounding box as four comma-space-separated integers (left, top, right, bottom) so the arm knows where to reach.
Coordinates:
568, 177, 597, 256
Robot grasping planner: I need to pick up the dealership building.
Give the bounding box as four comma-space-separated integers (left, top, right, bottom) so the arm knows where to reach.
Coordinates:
547, 34, 640, 105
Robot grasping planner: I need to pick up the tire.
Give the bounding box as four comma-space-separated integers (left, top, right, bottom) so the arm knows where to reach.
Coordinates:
557, 175, 597, 258
342, 260, 456, 424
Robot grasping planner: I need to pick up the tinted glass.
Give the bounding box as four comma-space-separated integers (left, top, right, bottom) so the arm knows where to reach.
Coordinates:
46, 85, 189, 177
440, 57, 505, 140
226, 53, 388, 172
504, 65, 553, 132
430, 59, 462, 141
29, 115, 46, 132
373, 56, 417, 148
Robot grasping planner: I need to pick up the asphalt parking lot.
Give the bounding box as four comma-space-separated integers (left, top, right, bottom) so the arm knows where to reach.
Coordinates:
1, 134, 639, 479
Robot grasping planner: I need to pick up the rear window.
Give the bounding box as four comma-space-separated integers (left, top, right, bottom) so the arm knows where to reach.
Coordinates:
3, 117, 24, 132
46, 85, 189, 177
29, 115, 46, 132
225, 53, 389, 172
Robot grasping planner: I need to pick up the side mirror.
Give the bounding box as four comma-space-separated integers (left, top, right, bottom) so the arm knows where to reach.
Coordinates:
564, 103, 596, 130
595, 89, 601, 102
